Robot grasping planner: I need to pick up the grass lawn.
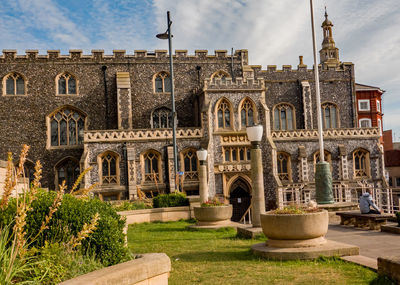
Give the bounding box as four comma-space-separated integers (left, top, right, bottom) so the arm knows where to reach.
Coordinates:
127, 220, 392, 285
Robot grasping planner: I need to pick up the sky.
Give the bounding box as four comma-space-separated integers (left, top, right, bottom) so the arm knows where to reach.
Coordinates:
1, 0, 399, 140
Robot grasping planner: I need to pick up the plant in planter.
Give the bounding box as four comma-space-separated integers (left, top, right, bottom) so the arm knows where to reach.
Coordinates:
260, 202, 329, 248
194, 197, 233, 226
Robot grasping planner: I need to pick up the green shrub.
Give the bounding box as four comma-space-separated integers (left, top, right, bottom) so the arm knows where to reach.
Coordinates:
396, 212, 400, 226
0, 190, 129, 266
153, 193, 189, 208
25, 242, 103, 284
112, 200, 150, 211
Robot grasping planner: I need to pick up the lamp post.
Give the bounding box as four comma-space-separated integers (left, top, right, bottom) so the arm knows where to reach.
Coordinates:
246, 124, 265, 227
157, 11, 178, 191
196, 148, 208, 204
309, 1, 334, 204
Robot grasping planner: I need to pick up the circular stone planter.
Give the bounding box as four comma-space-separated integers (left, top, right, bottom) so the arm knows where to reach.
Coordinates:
260, 210, 328, 248
194, 205, 233, 226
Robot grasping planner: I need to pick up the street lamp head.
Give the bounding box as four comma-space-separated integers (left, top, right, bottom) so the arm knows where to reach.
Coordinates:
196, 148, 208, 162
246, 124, 263, 142
156, 32, 169, 40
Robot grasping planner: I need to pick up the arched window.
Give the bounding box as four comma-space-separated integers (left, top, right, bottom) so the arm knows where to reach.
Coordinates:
55, 157, 80, 191
154, 72, 171, 93
216, 98, 232, 129
49, 107, 86, 147
273, 104, 295, 131
277, 152, 291, 182
180, 148, 199, 181
142, 150, 162, 183
314, 150, 332, 171
353, 149, 370, 178
57, 72, 77, 95
321, 102, 338, 129
211, 70, 229, 83
239, 98, 256, 128
3, 72, 25, 95
151, 107, 172, 128
99, 151, 119, 185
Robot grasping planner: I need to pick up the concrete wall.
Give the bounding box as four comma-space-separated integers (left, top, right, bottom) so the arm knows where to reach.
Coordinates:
60, 253, 171, 285
119, 206, 192, 225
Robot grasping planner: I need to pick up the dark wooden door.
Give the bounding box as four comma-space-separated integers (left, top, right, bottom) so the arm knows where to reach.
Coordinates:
230, 184, 251, 222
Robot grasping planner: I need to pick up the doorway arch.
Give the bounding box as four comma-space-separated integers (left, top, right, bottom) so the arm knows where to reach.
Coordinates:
229, 176, 251, 222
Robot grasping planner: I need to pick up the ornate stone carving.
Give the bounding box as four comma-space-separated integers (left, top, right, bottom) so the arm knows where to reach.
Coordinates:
220, 134, 250, 145
215, 163, 251, 173
272, 128, 379, 140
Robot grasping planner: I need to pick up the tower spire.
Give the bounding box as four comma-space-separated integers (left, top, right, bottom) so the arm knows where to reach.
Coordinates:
319, 7, 340, 66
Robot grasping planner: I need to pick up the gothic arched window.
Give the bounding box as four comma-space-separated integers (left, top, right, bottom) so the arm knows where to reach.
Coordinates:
353, 149, 370, 178
99, 151, 119, 185
314, 150, 332, 172
151, 107, 172, 128
321, 102, 338, 129
142, 150, 162, 183
277, 152, 291, 182
240, 98, 256, 128
154, 72, 171, 93
55, 157, 80, 191
211, 70, 229, 84
57, 72, 77, 95
3, 72, 25, 95
273, 104, 295, 131
216, 98, 233, 129
49, 107, 85, 147
180, 148, 199, 181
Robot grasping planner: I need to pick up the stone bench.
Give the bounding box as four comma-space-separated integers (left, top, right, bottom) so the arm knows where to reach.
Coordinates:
336, 211, 393, 230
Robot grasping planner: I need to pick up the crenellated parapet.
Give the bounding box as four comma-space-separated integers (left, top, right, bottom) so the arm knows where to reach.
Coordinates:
0, 49, 248, 62
204, 77, 265, 91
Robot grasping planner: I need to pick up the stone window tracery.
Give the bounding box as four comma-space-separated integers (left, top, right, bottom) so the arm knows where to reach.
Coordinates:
216, 98, 233, 129
154, 71, 171, 93
211, 70, 229, 83
273, 104, 295, 131
180, 149, 199, 181
321, 102, 338, 129
142, 150, 162, 183
3, 72, 25, 95
151, 107, 172, 128
57, 72, 77, 95
353, 149, 370, 178
99, 151, 119, 185
240, 98, 255, 128
223, 146, 251, 163
277, 152, 291, 182
49, 107, 85, 147
55, 157, 80, 191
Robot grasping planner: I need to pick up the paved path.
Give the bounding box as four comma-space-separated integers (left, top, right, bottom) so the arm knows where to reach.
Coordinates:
326, 223, 400, 269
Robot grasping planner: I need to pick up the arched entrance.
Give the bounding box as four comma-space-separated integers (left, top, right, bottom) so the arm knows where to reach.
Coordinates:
229, 177, 251, 222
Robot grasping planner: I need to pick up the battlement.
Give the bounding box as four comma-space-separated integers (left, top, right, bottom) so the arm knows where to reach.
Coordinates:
256, 62, 353, 74
204, 76, 265, 90
0, 49, 248, 61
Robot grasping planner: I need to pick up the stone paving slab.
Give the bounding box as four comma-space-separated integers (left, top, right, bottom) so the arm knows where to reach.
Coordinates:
326, 224, 400, 260
341, 255, 377, 270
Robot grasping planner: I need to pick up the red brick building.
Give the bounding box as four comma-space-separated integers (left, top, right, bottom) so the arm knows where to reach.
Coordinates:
355, 83, 384, 140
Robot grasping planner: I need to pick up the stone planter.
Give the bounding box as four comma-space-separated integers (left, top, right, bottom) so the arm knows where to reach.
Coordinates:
194, 205, 233, 226
260, 210, 328, 248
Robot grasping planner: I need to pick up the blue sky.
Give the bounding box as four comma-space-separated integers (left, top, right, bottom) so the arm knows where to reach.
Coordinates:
1, 0, 399, 140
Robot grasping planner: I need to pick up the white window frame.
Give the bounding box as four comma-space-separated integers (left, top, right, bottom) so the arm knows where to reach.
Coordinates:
378, 119, 382, 135
376, 100, 381, 112
359, 118, 372, 128
358, 99, 370, 111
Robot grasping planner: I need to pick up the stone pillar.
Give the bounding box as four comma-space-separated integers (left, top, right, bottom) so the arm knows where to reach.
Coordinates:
298, 146, 309, 182
116, 72, 132, 130
338, 144, 349, 180
126, 147, 137, 199
167, 146, 176, 192
250, 144, 265, 228
301, 81, 313, 129
199, 162, 208, 203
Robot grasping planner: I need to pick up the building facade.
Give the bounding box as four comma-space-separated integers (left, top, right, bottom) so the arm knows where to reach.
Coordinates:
0, 13, 385, 215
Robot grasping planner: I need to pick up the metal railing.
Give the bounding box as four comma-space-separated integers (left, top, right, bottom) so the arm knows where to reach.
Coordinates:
239, 204, 252, 224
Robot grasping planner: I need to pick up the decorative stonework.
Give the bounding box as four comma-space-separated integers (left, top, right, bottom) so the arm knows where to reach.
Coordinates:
272, 128, 379, 140
301, 81, 313, 129
84, 128, 203, 143
215, 163, 251, 173
220, 134, 250, 145
116, 72, 132, 129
